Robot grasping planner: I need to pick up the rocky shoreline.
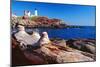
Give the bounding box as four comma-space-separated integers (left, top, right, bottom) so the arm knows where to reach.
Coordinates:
11, 22, 96, 66
12, 37, 96, 66
11, 16, 83, 28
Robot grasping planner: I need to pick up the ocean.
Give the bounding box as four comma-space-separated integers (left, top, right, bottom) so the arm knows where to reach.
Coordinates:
12, 26, 96, 39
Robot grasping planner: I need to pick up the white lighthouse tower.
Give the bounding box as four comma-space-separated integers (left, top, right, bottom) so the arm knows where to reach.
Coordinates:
35, 8, 38, 16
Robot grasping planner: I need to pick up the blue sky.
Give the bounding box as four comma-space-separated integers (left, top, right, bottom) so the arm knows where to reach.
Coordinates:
11, 0, 96, 26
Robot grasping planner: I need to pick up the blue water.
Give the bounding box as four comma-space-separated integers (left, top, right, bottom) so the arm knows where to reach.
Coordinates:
12, 26, 96, 39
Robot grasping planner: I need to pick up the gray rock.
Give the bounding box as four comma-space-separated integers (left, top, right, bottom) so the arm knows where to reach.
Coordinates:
40, 45, 94, 63
14, 26, 41, 49
85, 44, 96, 54
66, 39, 96, 54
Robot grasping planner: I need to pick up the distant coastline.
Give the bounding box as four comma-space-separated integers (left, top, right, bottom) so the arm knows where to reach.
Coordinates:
25, 25, 90, 29
24, 25, 95, 29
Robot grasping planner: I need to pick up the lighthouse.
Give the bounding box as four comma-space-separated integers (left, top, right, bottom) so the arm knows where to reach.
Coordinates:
35, 8, 38, 16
